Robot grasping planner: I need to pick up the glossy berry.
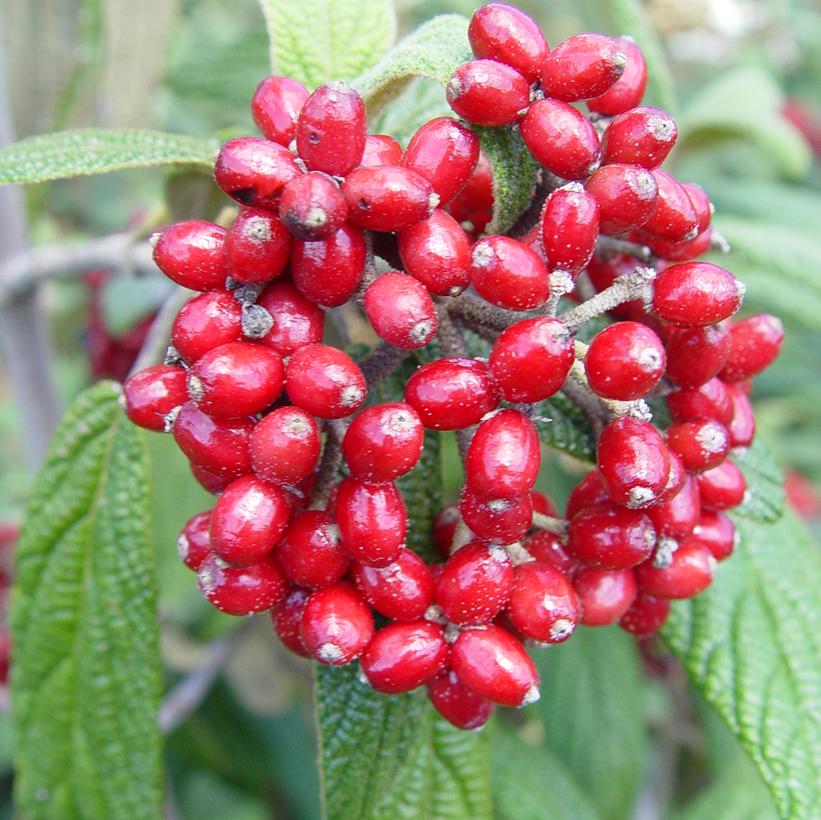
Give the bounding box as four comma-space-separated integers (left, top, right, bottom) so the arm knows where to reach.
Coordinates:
698, 460, 747, 510
460, 491, 533, 544
585, 163, 658, 235
446, 152, 494, 237
290, 223, 366, 307
647, 474, 700, 540
665, 324, 731, 388
524, 530, 578, 575
653, 262, 744, 326
470, 235, 549, 310
489, 317, 574, 403
352, 548, 435, 621
647, 227, 713, 263
123, 365, 188, 431
278, 172, 347, 240
435, 542, 514, 625
271, 587, 310, 656
667, 377, 734, 425
540, 33, 626, 102
451, 625, 540, 708
250, 406, 320, 485
295, 81, 366, 176
692, 510, 736, 561
223, 207, 291, 284
428, 670, 493, 730
585, 322, 666, 400
190, 462, 234, 494
667, 417, 730, 472
468, 3, 548, 82
197, 553, 286, 615
257, 279, 325, 356
569, 504, 656, 570
398, 210, 471, 296
541, 185, 599, 274
335, 477, 407, 566
188, 341, 283, 418
361, 134, 404, 167
727, 384, 756, 449
214, 137, 302, 209
152, 220, 227, 291
640, 171, 698, 242
173, 402, 254, 478
276, 510, 349, 589
285, 344, 366, 419
508, 562, 579, 644
720, 314, 784, 382
530, 490, 559, 517
342, 402, 424, 481
300, 582, 374, 665
446, 59, 530, 126
465, 410, 540, 500
597, 418, 670, 509
520, 99, 601, 181
403, 117, 480, 206
177, 511, 212, 571
588, 37, 647, 115
573, 566, 637, 626
364, 272, 439, 349
601, 106, 677, 169
433, 505, 460, 557
251, 75, 309, 145
405, 358, 498, 431
659, 450, 687, 502
566, 469, 611, 518
635, 540, 716, 599
619, 593, 670, 636
171, 291, 242, 365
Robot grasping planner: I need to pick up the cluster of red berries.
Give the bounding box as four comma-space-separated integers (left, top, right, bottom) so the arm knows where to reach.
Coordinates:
122, 3, 783, 731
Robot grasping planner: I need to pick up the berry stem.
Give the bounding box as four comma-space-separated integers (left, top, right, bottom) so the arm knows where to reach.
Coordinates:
560, 266, 656, 328
595, 235, 653, 262
448, 293, 520, 332
531, 512, 569, 537
358, 341, 411, 387
309, 419, 349, 509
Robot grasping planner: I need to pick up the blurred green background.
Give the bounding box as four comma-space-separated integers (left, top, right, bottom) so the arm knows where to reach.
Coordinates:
1, 0, 820, 817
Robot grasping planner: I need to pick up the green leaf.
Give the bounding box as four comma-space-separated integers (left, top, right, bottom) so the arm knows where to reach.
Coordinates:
397, 431, 442, 562
534, 627, 647, 820
536, 393, 597, 464
11, 381, 163, 819
705, 180, 821, 233
661, 510, 821, 819
731, 438, 785, 523
369, 77, 450, 146
0, 129, 217, 185
259, 0, 396, 89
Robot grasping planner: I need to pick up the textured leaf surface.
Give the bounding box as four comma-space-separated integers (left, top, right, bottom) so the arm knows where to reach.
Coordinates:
536, 393, 597, 463
369, 77, 450, 146
662, 510, 821, 819
534, 627, 647, 820
731, 438, 785, 523
0, 129, 217, 185
260, 0, 396, 88
11, 381, 162, 819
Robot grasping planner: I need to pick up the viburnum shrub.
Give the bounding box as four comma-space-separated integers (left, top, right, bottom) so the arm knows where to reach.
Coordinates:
118, 1, 786, 730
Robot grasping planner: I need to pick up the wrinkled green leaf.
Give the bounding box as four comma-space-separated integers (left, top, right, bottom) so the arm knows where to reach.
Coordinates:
11, 381, 163, 819
662, 510, 821, 819
260, 0, 396, 89
369, 77, 450, 146
706, 179, 821, 232
731, 438, 785, 523
536, 393, 597, 463
0, 129, 217, 185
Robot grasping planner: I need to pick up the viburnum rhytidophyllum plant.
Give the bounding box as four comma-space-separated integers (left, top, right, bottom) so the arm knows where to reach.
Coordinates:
123, 2, 783, 727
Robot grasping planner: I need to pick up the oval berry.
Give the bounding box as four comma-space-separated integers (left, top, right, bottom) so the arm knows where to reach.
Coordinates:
470, 235, 549, 310
585, 163, 658, 235
640, 171, 698, 242
653, 262, 744, 326
285, 344, 366, 419
152, 220, 226, 291
635, 540, 716, 599
364, 271, 439, 350
446, 152, 494, 238
692, 509, 736, 561
588, 37, 647, 115
276, 510, 349, 589
619, 592, 670, 636
257, 279, 325, 356
428, 669, 493, 730
361, 134, 403, 167
647, 474, 700, 541
601, 106, 677, 169
300, 582, 374, 665
667, 377, 734, 424
278, 172, 347, 240
271, 587, 310, 656
197, 553, 286, 615
667, 417, 730, 472
171, 291, 242, 365
223, 207, 290, 284
569, 503, 656, 570
190, 462, 233, 495
720, 314, 784, 382
524, 530, 578, 575
123, 365, 188, 431
433, 505, 461, 558
250, 406, 320, 486
727, 384, 756, 449
573, 566, 637, 626
566, 469, 611, 518
251, 75, 309, 145
446, 59, 530, 126
698, 460, 746, 510
665, 324, 731, 388
177, 510, 212, 571
352, 548, 435, 621
541, 184, 599, 274
459, 491, 532, 544
508, 562, 579, 644
540, 33, 626, 101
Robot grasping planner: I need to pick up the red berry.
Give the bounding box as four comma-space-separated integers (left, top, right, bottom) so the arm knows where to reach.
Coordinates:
197, 553, 287, 615
123, 365, 188, 431
190, 462, 233, 494
460, 491, 533, 544
214, 137, 302, 209
520, 99, 600, 181
171, 291, 242, 364
223, 207, 291, 284
188, 341, 283, 418
585, 321, 666, 400
403, 117, 480, 206
470, 235, 549, 310
433, 505, 460, 557
585, 163, 658, 235
446, 59, 530, 126
619, 592, 670, 636
257, 279, 325, 356
172, 402, 254, 478
698, 460, 746, 510
659, 450, 687, 502
727, 384, 756, 449
653, 262, 744, 326
336, 477, 407, 566
398, 210, 471, 296
541, 185, 599, 275
573, 566, 637, 625
153, 220, 227, 291
249, 406, 320, 485
667, 377, 734, 424
278, 172, 347, 240
285, 344, 366, 419
647, 474, 700, 540
177, 511, 212, 571
352, 548, 435, 621
540, 33, 626, 101
290, 223, 365, 307
361, 134, 403, 167
452, 624, 540, 707
364, 271, 439, 349
597, 418, 671, 509
588, 37, 647, 115
446, 152, 494, 237
295, 81, 366, 176
300, 582, 374, 665
601, 106, 677, 169
508, 562, 579, 643
640, 171, 698, 242
468, 3, 548, 82
361, 621, 448, 694
667, 417, 730, 472
343, 402, 424, 481
692, 509, 736, 561
635, 540, 716, 599
524, 530, 578, 575
720, 314, 784, 382
530, 490, 559, 517
569, 503, 656, 570
665, 324, 731, 388
682, 182, 713, 232
428, 669, 494, 730
251, 75, 309, 145
271, 587, 311, 656
647, 227, 713, 263
405, 358, 498, 430
566, 469, 611, 518
276, 510, 349, 588
465, 410, 540, 500
210, 475, 290, 565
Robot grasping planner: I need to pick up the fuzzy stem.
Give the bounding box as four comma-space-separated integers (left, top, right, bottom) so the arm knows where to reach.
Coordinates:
595, 235, 653, 262
531, 512, 569, 537
560, 266, 656, 328
358, 341, 410, 387
309, 419, 349, 509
